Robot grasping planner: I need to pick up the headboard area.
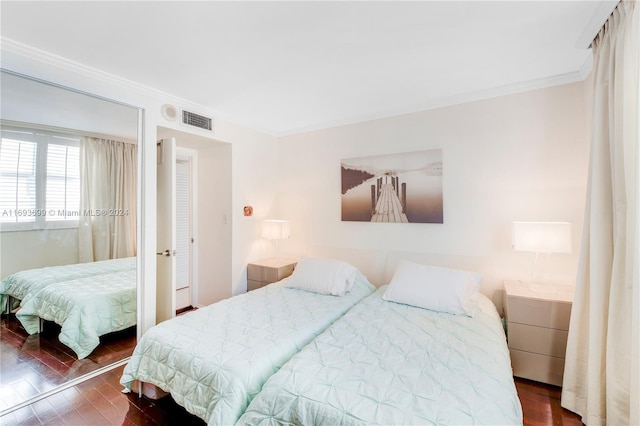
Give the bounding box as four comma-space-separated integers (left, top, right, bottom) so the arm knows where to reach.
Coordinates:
306, 246, 388, 286
305, 246, 508, 314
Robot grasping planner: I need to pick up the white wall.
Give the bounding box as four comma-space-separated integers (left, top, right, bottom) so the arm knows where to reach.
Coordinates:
273, 81, 590, 311
0, 229, 78, 278
229, 125, 280, 295
197, 143, 233, 304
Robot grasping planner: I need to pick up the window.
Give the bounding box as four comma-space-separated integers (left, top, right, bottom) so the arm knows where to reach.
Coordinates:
0, 126, 80, 230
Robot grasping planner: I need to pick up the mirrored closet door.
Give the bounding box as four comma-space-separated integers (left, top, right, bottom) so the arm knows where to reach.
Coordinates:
0, 70, 141, 414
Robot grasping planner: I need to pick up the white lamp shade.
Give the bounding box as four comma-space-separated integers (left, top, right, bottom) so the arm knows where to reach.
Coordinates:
261, 220, 290, 240
512, 222, 571, 253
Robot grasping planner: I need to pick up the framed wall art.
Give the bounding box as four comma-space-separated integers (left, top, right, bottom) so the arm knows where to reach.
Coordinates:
341, 149, 443, 223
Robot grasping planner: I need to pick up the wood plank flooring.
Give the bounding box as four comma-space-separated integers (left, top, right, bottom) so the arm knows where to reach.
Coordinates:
0, 365, 204, 426
1, 363, 584, 425
516, 378, 584, 426
1, 313, 136, 413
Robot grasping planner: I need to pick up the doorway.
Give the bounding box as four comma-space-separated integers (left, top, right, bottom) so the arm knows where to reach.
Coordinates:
175, 152, 195, 311
155, 126, 232, 320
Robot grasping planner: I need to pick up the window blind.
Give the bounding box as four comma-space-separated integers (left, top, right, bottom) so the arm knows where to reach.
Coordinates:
175, 160, 191, 291
45, 142, 80, 221
0, 127, 80, 229
0, 137, 37, 223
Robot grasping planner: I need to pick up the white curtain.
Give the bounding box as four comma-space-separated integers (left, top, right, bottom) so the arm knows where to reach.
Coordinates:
562, 2, 639, 425
78, 137, 137, 262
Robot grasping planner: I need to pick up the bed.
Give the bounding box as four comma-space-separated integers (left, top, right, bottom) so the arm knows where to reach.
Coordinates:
0, 256, 136, 312
15, 268, 137, 359
239, 283, 523, 424
120, 262, 375, 426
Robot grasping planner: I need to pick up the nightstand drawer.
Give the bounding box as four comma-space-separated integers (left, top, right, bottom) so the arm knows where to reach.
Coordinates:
506, 296, 571, 330
510, 349, 565, 386
246, 258, 298, 292
247, 279, 266, 292
507, 322, 568, 358
247, 263, 294, 283
248, 264, 276, 283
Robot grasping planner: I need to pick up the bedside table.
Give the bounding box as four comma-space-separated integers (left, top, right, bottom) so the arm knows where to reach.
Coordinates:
503, 280, 574, 386
247, 258, 297, 292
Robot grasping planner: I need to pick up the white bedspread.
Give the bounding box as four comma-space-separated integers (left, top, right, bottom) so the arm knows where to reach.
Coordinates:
16, 268, 137, 359
239, 286, 523, 425
120, 275, 375, 425
0, 257, 136, 310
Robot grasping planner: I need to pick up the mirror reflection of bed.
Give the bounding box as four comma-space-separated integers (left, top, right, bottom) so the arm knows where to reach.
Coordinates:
0, 70, 140, 412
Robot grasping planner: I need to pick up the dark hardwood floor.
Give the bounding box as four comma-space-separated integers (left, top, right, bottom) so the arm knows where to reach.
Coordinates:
515, 378, 584, 426
1, 362, 584, 425
0, 313, 136, 413
0, 364, 204, 426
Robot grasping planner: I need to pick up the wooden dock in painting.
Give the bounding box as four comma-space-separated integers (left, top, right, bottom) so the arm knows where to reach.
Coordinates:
371, 183, 408, 223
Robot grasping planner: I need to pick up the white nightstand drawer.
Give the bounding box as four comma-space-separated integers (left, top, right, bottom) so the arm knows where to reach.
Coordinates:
247, 262, 295, 283
508, 322, 568, 358
246, 258, 297, 292
510, 349, 565, 386
248, 264, 277, 283
506, 295, 572, 330
247, 279, 266, 292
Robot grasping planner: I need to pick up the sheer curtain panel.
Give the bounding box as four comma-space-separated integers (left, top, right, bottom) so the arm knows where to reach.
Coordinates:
78, 137, 137, 262
561, 2, 639, 425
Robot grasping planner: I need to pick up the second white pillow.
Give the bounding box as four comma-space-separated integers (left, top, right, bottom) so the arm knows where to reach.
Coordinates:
285, 257, 358, 296
383, 261, 482, 316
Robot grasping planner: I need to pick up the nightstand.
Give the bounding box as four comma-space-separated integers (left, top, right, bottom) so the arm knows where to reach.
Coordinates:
503, 280, 574, 386
247, 258, 297, 292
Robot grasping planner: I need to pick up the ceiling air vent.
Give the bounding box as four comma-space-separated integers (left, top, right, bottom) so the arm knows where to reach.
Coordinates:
182, 110, 213, 131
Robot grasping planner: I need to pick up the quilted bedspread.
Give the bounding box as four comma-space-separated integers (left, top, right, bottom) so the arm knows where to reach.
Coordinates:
0, 257, 136, 311
16, 268, 137, 359
120, 275, 375, 425
238, 286, 523, 425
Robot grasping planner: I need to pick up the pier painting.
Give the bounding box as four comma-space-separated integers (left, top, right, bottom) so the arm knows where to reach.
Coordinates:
341, 149, 443, 223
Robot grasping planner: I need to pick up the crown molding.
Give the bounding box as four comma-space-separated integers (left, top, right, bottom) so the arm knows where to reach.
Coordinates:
278, 66, 592, 137
0, 37, 217, 117
577, 54, 594, 81
2, 37, 159, 99
575, 0, 619, 48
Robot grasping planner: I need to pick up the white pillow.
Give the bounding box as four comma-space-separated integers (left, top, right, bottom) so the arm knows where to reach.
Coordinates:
284, 257, 358, 296
383, 261, 482, 316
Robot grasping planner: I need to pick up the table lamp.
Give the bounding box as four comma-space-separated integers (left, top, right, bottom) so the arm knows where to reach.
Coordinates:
512, 221, 571, 289
261, 219, 290, 257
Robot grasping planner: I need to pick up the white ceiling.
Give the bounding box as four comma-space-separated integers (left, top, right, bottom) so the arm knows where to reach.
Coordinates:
1, 1, 617, 136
